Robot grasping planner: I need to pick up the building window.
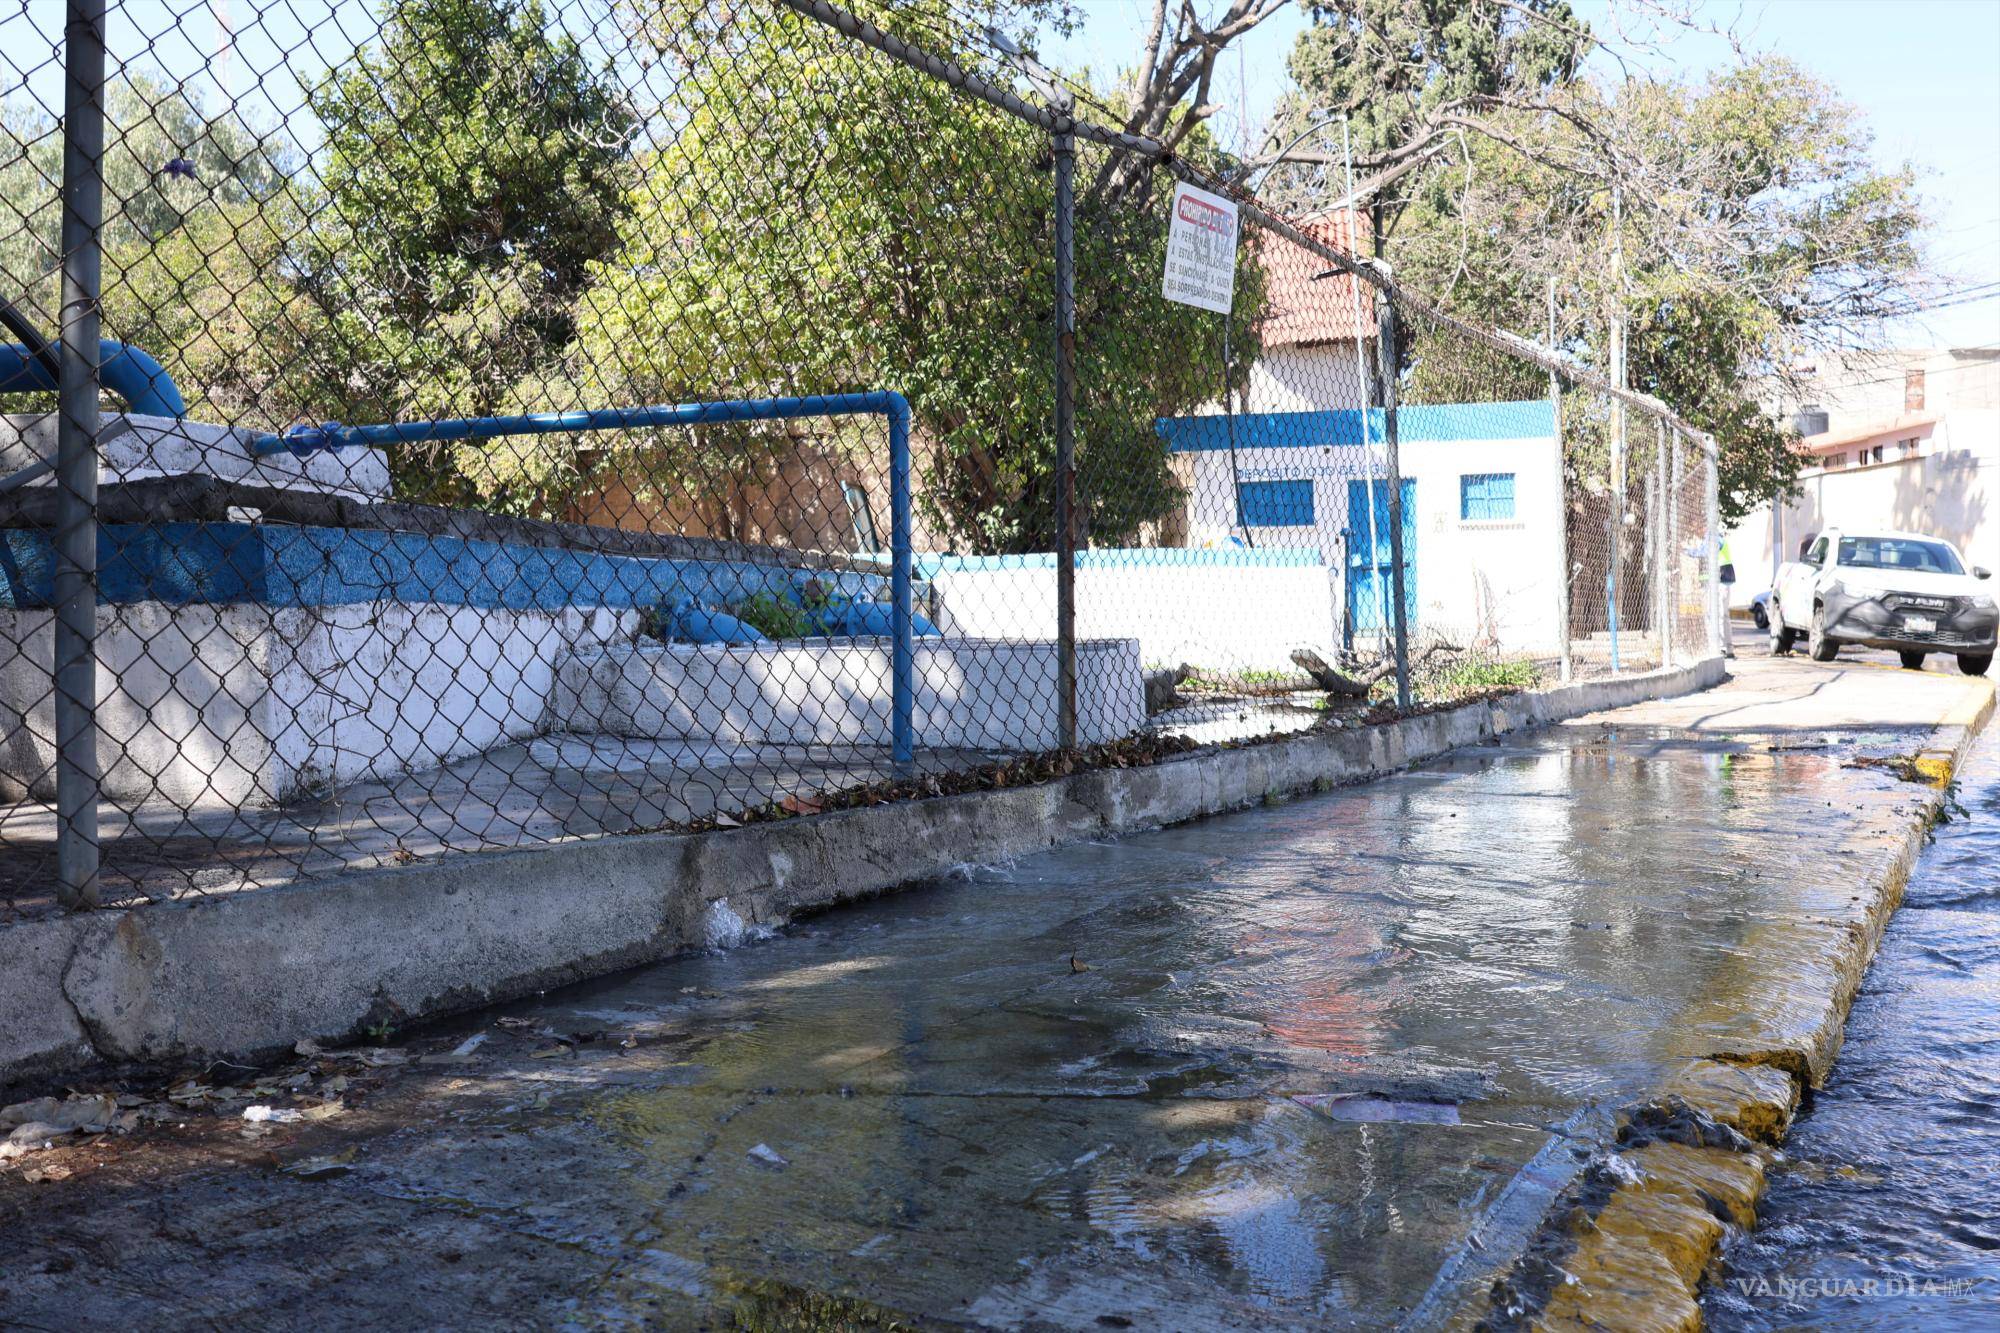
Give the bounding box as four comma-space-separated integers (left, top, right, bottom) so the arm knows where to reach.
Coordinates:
1898, 436, 1920, 457
1459, 472, 1516, 522
841, 481, 882, 554
1236, 479, 1314, 527
1867, 443, 1884, 464
1825, 453, 1847, 470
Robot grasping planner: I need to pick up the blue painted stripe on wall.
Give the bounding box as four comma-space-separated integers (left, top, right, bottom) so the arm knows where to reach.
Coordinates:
1156, 399, 1555, 452
918, 545, 1322, 575
0, 524, 880, 611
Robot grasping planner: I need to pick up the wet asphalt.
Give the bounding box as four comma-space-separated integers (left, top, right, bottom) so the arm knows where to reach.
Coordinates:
0, 652, 1982, 1330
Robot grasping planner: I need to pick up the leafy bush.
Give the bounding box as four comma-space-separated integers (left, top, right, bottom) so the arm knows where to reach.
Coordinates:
730, 591, 811, 640
1428, 656, 1541, 694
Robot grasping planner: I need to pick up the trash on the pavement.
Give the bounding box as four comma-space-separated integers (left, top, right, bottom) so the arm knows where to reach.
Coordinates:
242, 1105, 304, 1124
351, 1050, 410, 1067
283, 1147, 360, 1180
747, 1142, 789, 1168
2, 1093, 117, 1143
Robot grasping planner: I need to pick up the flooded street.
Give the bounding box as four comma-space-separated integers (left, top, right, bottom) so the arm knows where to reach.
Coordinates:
0, 682, 1955, 1330
1705, 732, 2000, 1330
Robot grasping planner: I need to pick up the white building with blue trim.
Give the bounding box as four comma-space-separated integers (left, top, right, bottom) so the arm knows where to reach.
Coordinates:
1155, 399, 1566, 656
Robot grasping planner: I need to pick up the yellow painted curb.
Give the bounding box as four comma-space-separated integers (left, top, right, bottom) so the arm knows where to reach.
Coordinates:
1938, 677, 1996, 734
1653, 1060, 1799, 1143
1531, 1144, 1768, 1333
1493, 668, 1995, 1331
1913, 677, 1995, 786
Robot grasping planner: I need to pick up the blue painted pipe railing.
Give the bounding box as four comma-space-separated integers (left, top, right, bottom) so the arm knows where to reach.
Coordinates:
1, 340, 187, 417
249, 392, 919, 767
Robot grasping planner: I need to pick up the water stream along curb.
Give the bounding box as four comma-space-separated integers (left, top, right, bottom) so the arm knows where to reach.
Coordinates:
1482, 675, 1996, 1333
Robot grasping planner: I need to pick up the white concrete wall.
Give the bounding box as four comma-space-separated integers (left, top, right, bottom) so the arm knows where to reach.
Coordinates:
554, 637, 1145, 751
267, 603, 636, 799
0, 603, 281, 808
0, 601, 635, 809
1243, 344, 1368, 413
927, 559, 1338, 674
1181, 432, 1566, 653
1, 413, 390, 501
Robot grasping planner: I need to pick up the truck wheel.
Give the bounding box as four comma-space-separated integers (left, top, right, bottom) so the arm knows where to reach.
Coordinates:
1959, 653, 1992, 677
1808, 603, 1839, 661
1899, 650, 1927, 670
1768, 599, 1797, 655
1752, 602, 1769, 630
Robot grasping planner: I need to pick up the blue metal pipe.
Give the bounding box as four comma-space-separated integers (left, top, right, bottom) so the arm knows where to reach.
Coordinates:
0, 339, 186, 417
250, 392, 918, 768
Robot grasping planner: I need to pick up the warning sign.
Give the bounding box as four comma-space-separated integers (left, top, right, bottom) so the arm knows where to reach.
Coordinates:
1161, 182, 1239, 314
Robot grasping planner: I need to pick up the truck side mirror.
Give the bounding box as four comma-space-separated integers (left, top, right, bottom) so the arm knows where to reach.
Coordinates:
1978, 567, 1992, 580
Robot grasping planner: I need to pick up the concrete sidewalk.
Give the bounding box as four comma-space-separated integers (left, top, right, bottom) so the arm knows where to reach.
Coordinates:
0, 655, 1988, 1330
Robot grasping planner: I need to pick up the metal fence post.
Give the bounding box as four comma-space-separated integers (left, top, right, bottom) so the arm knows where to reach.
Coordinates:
54, 0, 105, 910
1668, 424, 1684, 664
1548, 280, 1571, 684
1655, 418, 1671, 670
1051, 117, 1077, 749
1375, 293, 1412, 710
1705, 437, 1723, 659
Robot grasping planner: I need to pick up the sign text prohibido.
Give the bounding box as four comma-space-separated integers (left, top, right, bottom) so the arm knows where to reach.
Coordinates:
1162, 182, 1239, 315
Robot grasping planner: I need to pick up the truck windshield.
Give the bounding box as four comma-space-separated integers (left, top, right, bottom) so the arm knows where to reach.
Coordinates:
1837, 536, 1964, 575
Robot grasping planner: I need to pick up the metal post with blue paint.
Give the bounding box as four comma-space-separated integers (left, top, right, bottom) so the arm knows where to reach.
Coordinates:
253, 391, 919, 768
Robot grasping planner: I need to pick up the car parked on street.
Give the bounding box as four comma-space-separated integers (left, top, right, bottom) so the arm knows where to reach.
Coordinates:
1768, 528, 1997, 674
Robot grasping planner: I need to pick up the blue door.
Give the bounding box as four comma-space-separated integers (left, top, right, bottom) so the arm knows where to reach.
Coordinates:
1346, 479, 1417, 637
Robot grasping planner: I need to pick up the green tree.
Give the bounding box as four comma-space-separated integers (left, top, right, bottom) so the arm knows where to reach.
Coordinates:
2, 72, 295, 398
1269, 2, 1924, 521
555, 0, 1253, 552
303, 0, 635, 500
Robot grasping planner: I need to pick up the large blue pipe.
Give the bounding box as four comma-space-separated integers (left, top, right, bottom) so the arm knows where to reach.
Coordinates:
251, 392, 919, 767
0, 339, 187, 417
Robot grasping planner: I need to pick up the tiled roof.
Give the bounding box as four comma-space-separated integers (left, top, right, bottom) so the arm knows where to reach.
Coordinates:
1255, 211, 1373, 347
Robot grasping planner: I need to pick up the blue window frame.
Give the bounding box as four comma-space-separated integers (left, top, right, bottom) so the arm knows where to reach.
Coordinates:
1460, 472, 1516, 521
1236, 478, 1315, 527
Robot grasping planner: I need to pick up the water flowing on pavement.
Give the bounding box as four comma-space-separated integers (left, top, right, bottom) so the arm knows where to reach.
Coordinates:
1705, 734, 2000, 1330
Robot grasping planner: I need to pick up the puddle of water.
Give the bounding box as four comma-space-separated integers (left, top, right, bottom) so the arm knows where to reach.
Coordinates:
1705, 737, 2000, 1330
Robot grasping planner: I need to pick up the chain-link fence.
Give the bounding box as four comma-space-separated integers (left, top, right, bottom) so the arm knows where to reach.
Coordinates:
0, 0, 1722, 918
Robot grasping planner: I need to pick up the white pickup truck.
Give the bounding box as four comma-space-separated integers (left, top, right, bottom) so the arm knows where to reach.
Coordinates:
1768, 527, 1997, 674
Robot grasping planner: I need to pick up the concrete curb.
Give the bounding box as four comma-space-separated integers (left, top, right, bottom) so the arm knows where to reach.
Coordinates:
2, 658, 1725, 1095
1504, 673, 1997, 1333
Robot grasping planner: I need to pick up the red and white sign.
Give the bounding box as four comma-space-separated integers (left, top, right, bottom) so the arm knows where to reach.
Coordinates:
1162, 182, 1239, 314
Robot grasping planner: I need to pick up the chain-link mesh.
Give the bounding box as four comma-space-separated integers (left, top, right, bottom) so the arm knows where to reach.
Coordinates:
0, 0, 1722, 919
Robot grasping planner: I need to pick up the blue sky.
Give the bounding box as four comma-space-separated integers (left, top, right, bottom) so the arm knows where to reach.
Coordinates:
1044, 0, 2000, 350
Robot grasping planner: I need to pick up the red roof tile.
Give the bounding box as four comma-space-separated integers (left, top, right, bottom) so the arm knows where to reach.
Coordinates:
1255, 211, 1373, 347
